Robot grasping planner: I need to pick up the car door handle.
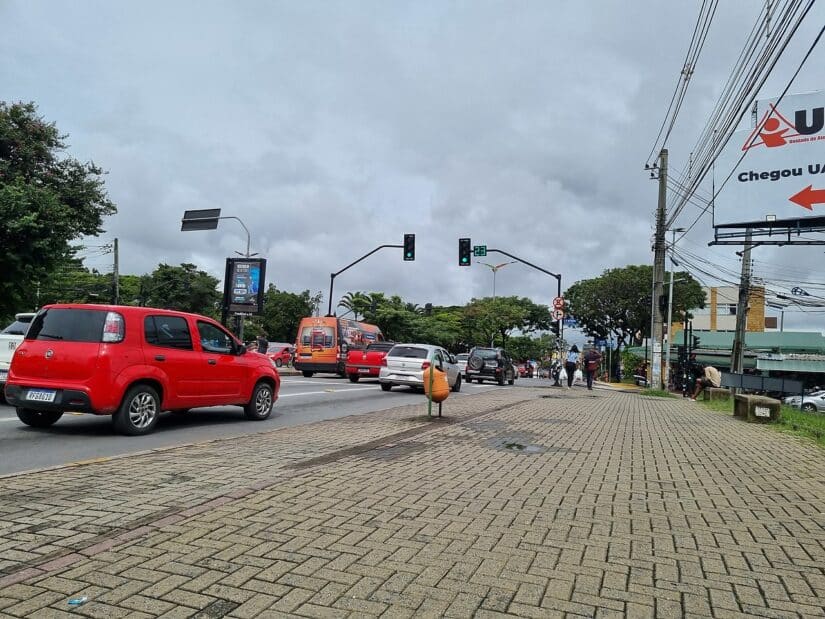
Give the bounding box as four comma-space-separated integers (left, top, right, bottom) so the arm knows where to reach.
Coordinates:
154, 355, 165, 361
208, 359, 217, 365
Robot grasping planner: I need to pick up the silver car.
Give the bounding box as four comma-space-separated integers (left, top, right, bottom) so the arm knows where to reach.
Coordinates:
782, 390, 825, 412
379, 344, 461, 392
455, 353, 469, 374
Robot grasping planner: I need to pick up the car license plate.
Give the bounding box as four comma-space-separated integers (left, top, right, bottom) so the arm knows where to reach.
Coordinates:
0, 369, 7, 382
359, 368, 370, 373
26, 389, 56, 403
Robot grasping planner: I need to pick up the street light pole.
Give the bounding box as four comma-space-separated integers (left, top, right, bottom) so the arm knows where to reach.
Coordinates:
664, 227, 685, 390
478, 261, 517, 300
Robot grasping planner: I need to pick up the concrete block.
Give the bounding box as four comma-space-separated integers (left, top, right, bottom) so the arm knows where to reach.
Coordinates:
733, 394, 780, 423
702, 387, 730, 402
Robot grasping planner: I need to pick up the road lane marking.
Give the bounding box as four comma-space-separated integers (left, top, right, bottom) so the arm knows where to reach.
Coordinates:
279, 387, 377, 397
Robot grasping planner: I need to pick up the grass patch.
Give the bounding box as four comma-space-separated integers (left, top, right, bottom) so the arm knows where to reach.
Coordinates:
639, 388, 677, 398
697, 398, 825, 448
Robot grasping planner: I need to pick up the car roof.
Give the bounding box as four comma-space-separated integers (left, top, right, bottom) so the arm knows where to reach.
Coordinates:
389, 343, 441, 351
40, 303, 221, 323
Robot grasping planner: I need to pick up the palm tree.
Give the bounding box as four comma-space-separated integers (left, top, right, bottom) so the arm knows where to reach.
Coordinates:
338, 291, 370, 320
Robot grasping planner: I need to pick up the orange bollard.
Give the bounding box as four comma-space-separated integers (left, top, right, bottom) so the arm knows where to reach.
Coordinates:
423, 367, 450, 403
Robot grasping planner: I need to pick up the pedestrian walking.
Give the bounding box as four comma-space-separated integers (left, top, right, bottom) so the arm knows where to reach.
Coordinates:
565, 345, 579, 388
583, 347, 602, 390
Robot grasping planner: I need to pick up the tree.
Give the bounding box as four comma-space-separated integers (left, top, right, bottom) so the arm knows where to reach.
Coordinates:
139, 263, 220, 315
462, 296, 552, 348
565, 264, 704, 349
0, 102, 116, 317
260, 286, 321, 343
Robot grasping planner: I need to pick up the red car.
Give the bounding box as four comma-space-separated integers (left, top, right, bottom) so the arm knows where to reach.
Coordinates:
4, 304, 281, 435
266, 343, 294, 367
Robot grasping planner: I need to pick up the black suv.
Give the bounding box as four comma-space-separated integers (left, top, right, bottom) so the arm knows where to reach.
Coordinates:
465, 347, 516, 385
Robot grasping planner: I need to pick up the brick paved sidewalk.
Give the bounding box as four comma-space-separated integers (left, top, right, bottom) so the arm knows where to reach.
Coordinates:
1, 388, 824, 618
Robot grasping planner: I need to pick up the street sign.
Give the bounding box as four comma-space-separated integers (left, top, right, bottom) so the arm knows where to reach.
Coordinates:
563, 317, 577, 328
715, 91, 825, 227
473, 245, 487, 257
181, 208, 221, 231
552, 296, 564, 309
551, 308, 564, 320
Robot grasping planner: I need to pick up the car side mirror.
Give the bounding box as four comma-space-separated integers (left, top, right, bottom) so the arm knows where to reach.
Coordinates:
235, 341, 247, 355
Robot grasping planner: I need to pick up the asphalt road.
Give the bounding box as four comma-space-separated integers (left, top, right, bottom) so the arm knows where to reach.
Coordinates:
0, 374, 522, 477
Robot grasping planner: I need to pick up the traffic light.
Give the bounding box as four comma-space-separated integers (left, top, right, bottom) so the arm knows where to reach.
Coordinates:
459, 238, 471, 266
403, 233, 415, 261
692, 335, 701, 349
551, 322, 560, 336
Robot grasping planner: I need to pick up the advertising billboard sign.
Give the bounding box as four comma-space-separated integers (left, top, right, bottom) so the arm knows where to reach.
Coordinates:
223, 258, 266, 315
714, 91, 825, 227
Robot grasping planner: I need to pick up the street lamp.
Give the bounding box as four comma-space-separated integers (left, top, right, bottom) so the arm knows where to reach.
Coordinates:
478, 261, 517, 299
664, 227, 685, 389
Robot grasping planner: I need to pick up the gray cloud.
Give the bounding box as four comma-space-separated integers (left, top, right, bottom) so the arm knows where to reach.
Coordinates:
1, 1, 823, 332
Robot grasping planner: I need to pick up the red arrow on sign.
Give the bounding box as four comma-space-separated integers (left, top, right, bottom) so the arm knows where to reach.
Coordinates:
789, 185, 825, 211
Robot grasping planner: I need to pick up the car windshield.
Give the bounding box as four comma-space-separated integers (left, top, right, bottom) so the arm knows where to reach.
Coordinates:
388, 345, 428, 359
473, 349, 499, 359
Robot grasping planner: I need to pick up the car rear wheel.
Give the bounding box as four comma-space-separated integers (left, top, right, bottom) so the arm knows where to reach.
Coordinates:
802, 402, 817, 412
244, 382, 274, 420
16, 408, 63, 428
498, 373, 505, 386
113, 385, 160, 436
302, 371, 314, 378
348, 374, 360, 383
451, 374, 462, 393
465, 375, 472, 383
380, 383, 392, 391
275, 358, 283, 367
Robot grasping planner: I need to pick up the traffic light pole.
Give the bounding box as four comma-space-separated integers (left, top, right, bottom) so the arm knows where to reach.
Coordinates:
327, 244, 402, 316
486, 248, 563, 339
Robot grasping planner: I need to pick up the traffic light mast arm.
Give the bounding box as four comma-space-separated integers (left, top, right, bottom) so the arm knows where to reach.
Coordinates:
327, 244, 403, 316
486, 248, 561, 298
486, 248, 563, 340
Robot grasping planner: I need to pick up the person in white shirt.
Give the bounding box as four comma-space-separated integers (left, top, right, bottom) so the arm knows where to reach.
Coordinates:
691, 364, 721, 400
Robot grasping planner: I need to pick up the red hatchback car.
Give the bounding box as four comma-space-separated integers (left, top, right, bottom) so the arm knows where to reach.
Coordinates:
4, 304, 281, 435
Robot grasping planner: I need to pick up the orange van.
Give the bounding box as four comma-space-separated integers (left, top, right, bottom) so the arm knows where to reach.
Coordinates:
293, 316, 384, 377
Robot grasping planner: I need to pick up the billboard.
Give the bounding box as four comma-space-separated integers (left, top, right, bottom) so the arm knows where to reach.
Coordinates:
714, 90, 825, 227
223, 258, 266, 315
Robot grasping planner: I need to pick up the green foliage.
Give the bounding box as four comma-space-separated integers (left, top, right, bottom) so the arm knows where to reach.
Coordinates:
0, 102, 116, 317
260, 286, 323, 343
566, 264, 704, 348
138, 263, 220, 315
639, 389, 677, 398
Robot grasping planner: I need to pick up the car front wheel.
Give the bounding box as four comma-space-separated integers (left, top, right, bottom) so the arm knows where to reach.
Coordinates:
302, 371, 314, 378
17, 408, 63, 428
244, 382, 274, 420
380, 383, 392, 391
113, 385, 160, 436
275, 358, 283, 367
802, 402, 817, 412
452, 374, 462, 393
349, 374, 360, 383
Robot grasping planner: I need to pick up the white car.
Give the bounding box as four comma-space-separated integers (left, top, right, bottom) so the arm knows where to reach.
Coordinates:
782, 390, 825, 412
0, 313, 36, 389
379, 344, 461, 392
455, 353, 469, 374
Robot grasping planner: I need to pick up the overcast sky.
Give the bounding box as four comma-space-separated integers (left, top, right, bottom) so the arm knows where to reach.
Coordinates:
2, 1, 823, 333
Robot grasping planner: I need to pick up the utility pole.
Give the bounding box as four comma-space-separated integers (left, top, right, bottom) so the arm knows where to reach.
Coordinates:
664, 227, 685, 389
112, 238, 120, 305
651, 149, 668, 390
730, 230, 753, 378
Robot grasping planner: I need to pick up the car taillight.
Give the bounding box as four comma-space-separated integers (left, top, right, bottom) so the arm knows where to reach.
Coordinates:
102, 311, 124, 343
421, 361, 431, 370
